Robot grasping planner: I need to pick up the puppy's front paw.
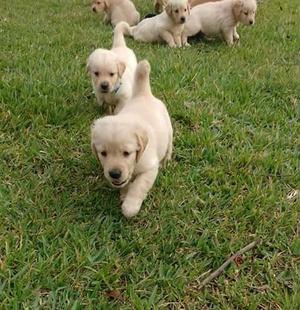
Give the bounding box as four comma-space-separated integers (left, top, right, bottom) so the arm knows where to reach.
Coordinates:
183, 42, 191, 47
121, 198, 142, 218
168, 42, 176, 48
233, 33, 240, 42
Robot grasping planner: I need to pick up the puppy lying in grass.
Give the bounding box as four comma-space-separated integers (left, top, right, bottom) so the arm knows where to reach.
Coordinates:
182, 0, 257, 45
86, 24, 137, 114
118, 0, 190, 48
91, 0, 140, 26
91, 60, 173, 218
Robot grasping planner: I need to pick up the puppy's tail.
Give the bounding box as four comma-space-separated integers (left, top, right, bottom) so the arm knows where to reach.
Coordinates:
113, 22, 133, 48
132, 60, 152, 98
113, 22, 128, 47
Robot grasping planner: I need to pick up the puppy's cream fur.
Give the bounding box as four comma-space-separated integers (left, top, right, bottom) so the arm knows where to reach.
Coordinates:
86, 24, 137, 114
154, 0, 218, 13
183, 0, 257, 45
190, 0, 221, 8
91, 0, 140, 26
119, 0, 191, 48
154, 0, 169, 13
91, 60, 173, 218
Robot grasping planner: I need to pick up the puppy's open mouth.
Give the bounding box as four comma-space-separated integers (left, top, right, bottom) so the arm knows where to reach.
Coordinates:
111, 179, 128, 188
100, 90, 110, 94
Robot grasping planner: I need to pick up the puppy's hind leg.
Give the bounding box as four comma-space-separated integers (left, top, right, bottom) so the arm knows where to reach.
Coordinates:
161, 134, 173, 167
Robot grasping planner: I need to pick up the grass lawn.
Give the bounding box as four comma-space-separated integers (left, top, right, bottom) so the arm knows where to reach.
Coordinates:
1, 0, 299, 308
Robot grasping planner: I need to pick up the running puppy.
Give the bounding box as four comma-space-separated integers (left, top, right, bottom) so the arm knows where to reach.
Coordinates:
91, 0, 140, 26
119, 0, 190, 48
86, 24, 137, 114
91, 60, 173, 218
182, 0, 257, 45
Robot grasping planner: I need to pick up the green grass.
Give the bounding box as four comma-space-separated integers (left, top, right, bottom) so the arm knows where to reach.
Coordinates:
1, 0, 299, 308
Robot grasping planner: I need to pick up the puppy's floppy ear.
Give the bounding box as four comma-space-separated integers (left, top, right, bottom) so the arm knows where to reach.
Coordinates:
91, 142, 100, 162
91, 121, 100, 162
233, 0, 243, 17
165, 3, 172, 16
86, 62, 91, 74
135, 127, 149, 162
117, 61, 126, 78
233, 0, 242, 7
187, 3, 191, 15
103, 0, 109, 9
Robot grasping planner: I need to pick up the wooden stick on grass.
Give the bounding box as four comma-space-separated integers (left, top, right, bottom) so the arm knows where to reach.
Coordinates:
199, 240, 260, 289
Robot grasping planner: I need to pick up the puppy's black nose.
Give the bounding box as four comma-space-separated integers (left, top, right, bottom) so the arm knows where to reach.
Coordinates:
109, 169, 122, 179
180, 17, 186, 23
101, 81, 109, 90
249, 20, 253, 25
92, 7, 96, 12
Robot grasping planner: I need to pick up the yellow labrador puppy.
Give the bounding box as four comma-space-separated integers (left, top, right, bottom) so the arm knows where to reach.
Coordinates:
182, 0, 257, 45
119, 0, 190, 47
91, 0, 140, 26
91, 60, 173, 218
86, 24, 137, 114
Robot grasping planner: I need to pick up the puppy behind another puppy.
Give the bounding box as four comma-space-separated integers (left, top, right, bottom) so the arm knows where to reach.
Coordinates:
182, 0, 257, 45
86, 24, 137, 114
118, 0, 190, 48
91, 0, 140, 26
91, 60, 173, 218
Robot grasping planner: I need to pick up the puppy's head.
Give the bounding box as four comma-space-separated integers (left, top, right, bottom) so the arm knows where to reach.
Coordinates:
91, 0, 109, 13
233, 0, 257, 26
165, 0, 190, 24
91, 118, 148, 188
86, 49, 126, 94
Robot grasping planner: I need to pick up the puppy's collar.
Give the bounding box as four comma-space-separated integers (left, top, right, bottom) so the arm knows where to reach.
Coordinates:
112, 82, 122, 94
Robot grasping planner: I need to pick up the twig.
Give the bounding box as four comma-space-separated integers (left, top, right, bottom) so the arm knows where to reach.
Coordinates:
199, 240, 260, 289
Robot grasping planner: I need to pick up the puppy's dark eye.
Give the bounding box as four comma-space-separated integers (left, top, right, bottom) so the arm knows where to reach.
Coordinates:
123, 151, 130, 157
101, 151, 107, 157
175, 9, 179, 13
110, 72, 115, 77
94, 71, 99, 77
244, 11, 248, 15
184, 9, 187, 11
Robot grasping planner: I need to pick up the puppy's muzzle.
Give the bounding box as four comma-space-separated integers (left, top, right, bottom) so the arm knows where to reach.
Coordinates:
109, 169, 122, 180
180, 17, 186, 23
100, 81, 109, 92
